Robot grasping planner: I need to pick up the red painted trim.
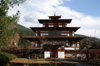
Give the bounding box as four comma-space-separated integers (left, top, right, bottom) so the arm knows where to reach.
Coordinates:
58, 49, 64, 51
45, 49, 50, 51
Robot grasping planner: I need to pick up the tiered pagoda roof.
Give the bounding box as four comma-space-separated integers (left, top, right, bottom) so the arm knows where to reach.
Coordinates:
24, 15, 87, 45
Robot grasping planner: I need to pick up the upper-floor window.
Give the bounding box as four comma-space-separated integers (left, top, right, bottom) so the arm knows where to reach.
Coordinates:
72, 44, 75, 47
61, 31, 69, 36
48, 31, 61, 36
40, 31, 48, 36
41, 33, 48, 36
49, 23, 54, 27
66, 43, 70, 47
49, 25, 54, 27
58, 23, 62, 27
61, 33, 68, 35
58, 25, 62, 27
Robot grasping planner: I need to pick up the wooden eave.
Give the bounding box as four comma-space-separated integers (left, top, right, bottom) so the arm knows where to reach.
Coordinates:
45, 36, 87, 41
38, 19, 72, 24
30, 27, 80, 32
23, 36, 39, 41
48, 16, 61, 18
23, 36, 87, 41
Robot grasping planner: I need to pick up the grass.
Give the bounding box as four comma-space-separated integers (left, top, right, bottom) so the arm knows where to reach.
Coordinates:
10, 58, 51, 64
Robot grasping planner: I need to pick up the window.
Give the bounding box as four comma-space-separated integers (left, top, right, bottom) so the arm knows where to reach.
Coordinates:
72, 44, 75, 47
58, 23, 62, 27
57, 31, 61, 35
41, 33, 48, 36
49, 23, 54, 27
66, 43, 70, 47
61, 33, 68, 35
58, 25, 62, 27
61, 31, 69, 36
48, 31, 61, 36
49, 25, 54, 27
48, 31, 56, 35
40, 31, 48, 36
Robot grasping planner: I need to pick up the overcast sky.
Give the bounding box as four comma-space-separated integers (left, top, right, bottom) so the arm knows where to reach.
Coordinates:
8, 0, 100, 38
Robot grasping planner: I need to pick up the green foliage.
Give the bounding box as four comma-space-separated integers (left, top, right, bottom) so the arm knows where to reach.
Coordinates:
46, 57, 51, 59
0, 0, 25, 47
79, 37, 100, 49
18, 24, 35, 36
80, 37, 99, 61
0, 52, 16, 66
0, 52, 16, 60
0, 11, 20, 46
17, 24, 35, 48
0, 0, 26, 6
18, 31, 31, 48
18, 37, 31, 48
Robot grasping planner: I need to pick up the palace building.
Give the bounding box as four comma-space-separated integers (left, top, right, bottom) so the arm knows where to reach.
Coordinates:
24, 14, 87, 58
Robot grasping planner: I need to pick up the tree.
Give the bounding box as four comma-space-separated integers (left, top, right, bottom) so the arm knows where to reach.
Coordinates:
0, 0, 25, 47
39, 35, 46, 58
18, 31, 30, 48
82, 37, 98, 61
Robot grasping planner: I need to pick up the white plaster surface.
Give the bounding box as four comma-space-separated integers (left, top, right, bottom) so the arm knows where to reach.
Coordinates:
58, 51, 65, 58
65, 47, 79, 50
44, 51, 50, 58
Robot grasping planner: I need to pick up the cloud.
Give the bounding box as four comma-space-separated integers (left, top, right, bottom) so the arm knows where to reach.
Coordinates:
65, 0, 72, 1
8, 0, 100, 38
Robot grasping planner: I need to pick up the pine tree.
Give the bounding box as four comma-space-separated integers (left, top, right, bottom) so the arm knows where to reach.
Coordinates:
0, 0, 25, 47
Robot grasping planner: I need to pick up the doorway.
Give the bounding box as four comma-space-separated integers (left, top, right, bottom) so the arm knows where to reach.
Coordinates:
51, 49, 57, 57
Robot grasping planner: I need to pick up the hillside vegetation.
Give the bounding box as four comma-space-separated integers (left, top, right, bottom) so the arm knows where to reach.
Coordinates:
18, 24, 35, 36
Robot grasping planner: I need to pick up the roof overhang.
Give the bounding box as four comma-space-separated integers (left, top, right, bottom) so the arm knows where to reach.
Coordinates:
38, 19, 72, 24
23, 36, 87, 41
30, 27, 80, 32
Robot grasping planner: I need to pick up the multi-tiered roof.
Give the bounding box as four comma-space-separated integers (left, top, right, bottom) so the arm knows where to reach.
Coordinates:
24, 15, 86, 43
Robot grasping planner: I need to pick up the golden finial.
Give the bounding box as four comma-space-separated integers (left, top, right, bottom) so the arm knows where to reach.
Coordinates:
54, 13, 56, 16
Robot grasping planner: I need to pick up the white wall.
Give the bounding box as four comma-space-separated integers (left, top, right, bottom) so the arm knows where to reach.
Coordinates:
44, 51, 50, 58
65, 47, 79, 50
58, 51, 64, 58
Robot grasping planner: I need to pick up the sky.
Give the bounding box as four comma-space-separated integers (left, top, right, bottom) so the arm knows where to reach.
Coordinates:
8, 0, 100, 38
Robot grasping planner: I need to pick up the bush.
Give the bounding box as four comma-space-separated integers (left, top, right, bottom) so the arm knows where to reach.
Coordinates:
46, 57, 51, 59
0, 52, 16, 66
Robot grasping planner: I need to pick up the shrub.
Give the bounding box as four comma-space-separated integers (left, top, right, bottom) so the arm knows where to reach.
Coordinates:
46, 57, 51, 59
0, 52, 16, 66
